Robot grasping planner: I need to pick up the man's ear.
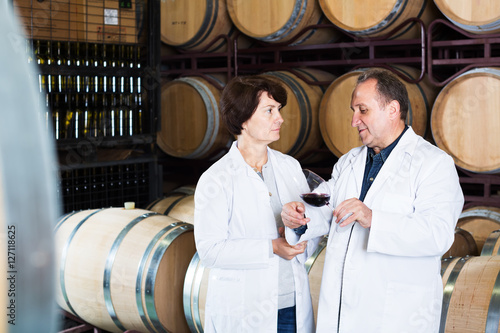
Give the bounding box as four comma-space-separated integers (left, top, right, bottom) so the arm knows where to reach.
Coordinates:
387, 100, 401, 120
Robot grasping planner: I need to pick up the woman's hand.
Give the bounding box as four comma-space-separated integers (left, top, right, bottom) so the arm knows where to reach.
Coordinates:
272, 227, 307, 260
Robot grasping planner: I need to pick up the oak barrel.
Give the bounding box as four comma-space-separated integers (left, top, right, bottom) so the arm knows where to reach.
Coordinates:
226, 0, 338, 45
434, 0, 500, 34
183, 237, 328, 331
318, 0, 438, 39
161, 0, 237, 52
456, 206, 500, 255
443, 228, 478, 258
147, 186, 196, 224
264, 68, 336, 161
158, 76, 233, 160
440, 256, 500, 332
431, 67, 500, 173
55, 208, 196, 333
319, 65, 436, 158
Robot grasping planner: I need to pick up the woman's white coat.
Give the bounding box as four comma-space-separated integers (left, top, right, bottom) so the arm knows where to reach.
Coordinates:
195, 142, 321, 332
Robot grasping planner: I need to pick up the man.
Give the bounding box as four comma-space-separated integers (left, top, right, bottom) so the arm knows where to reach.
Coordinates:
282, 69, 464, 332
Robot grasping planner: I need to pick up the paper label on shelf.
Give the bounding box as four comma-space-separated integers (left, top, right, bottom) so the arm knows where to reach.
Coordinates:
104, 9, 119, 25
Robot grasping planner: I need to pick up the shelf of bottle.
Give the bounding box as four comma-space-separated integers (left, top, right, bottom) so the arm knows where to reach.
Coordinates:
56, 133, 154, 150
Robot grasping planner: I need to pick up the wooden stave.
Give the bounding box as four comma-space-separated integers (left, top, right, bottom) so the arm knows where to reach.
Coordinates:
55, 208, 196, 333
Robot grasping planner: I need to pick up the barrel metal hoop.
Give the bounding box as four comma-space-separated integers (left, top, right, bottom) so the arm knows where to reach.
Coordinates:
441, 12, 500, 34
440, 256, 454, 277
177, 77, 219, 159
390, 0, 427, 40
259, 0, 306, 42
103, 212, 158, 331
289, 8, 324, 46
486, 266, 500, 332
265, 71, 311, 156
146, 196, 165, 211
183, 252, 205, 333
54, 210, 79, 233
439, 256, 471, 333
163, 195, 189, 216
136, 223, 179, 333
145, 223, 194, 333
178, 0, 218, 50
305, 236, 328, 273
481, 230, 500, 256
459, 208, 500, 222
344, 0, 405, 36
60, 209, 105, 317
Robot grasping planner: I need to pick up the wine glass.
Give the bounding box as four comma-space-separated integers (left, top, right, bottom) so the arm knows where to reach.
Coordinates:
300, 169, 333, 210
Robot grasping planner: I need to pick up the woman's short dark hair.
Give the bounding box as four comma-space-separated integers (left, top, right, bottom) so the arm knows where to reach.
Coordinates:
220, 75, 287, 136
356, 69, 409, 121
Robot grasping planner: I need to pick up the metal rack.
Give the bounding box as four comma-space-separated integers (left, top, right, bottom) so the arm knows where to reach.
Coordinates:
159, 16, 500, 210
12, 0, 162, 214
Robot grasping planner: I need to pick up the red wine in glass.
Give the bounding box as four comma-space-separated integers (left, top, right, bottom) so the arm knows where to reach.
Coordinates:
300, 193, 330, 207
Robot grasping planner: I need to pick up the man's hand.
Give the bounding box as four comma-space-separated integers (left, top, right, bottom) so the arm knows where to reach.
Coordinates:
281, 201, 310, 229
334, 198, 372, 228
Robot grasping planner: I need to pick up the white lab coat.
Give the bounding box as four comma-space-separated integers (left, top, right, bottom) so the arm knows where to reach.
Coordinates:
286, 127, 464, 333
194, 141, 321, 333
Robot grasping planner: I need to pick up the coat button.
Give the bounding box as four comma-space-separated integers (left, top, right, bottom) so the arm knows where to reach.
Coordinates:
269, 192, 272, 196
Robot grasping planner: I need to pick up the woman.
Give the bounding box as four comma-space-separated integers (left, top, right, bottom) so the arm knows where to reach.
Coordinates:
194, 75, 321, 332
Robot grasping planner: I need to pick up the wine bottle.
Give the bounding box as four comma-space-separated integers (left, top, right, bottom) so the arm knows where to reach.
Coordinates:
35, 40, 44, 65
56, 41, 64, 66
74, 94, 82, 139
73, 42, 81, 67
46, 40, 54, 65
64, 93, 75, 139
110, 94, 118, 137
83, 94, 90, 138
53, 94, 62, 140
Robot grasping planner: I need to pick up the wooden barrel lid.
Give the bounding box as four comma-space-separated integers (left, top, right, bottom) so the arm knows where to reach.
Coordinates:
431, 68, 500, 173
443, 228, 479, 258
158, 76, 232, 160
226, 0, 338, 45
161, 0, 233, 51
318, 0, 437, 39
434, 0, 500, 34
319, 66, 434, 158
